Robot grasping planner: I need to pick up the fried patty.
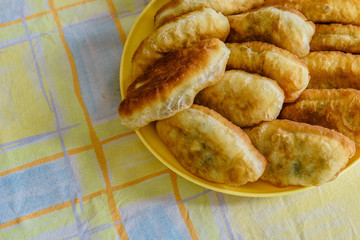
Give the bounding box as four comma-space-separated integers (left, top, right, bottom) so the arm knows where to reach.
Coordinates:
195, 70, 284, 127
154, 0, 264, 28
280, 89, 360, 147
132, 8, 229, 81
156, 105, 267, 186
226, 42, 310, 102
245, 120, 355, 187
226, 6, 315, 57
119, 39, 229, 130
310, 23, 360, 53
264, 0, 360, 25
303, 51, 360, 89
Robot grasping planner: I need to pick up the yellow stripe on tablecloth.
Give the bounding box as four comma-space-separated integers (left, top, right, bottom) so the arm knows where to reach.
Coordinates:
0, 18, 22, 28
170, 172, 200, 240
105, 0, 127, 44
0, 168, 171, 230
0, 0, 97, 30
100, 131, 135, 145
103, 134, 167, 186
56, 0, 97, 11
47, 1, 128, 238
111, 169, 171, 192
0, 129, 134, 180
0, 144, 94, 178
0, 43, 54, 144
0, 188, 105, 230
0, 200, 73, 230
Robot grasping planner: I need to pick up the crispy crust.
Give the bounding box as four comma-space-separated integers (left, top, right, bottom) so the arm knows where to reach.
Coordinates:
154, 0, 264, 28
298, 88, 360, 102
155, 0, 183, 21
156, 104, 267, 186
280, 89, 360, 147
226, 42, 309, 102
192, 106, 267, 168
227, 41, 308, 69
226, 6, 315, 57
132, 8, 230, 81
245, 119, 355, 187
264, 120, 355, 155
310, 23, 360, 53
303, 51, 360, 89
240, 5, 309, 20
264, 0, 360, 25
191, 105, 264, 149
119, 39, 229, 129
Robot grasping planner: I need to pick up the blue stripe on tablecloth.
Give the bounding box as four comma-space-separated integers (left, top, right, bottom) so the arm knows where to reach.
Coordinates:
216, 193, 236, 240
0, 124, 79, 151
0, 0, 24, 24
50, 91, 90, 240
63, 16, 123, 123
21, 13, 51, 110
0, 158, 76, 224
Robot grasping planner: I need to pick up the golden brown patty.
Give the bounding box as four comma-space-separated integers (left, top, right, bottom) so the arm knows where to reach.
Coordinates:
303, 51, 360, 89
132, 8, 230, 81
226, 42, 310, 102
244, 120, 355, 187
195, 70, 284, 127
156, 105, 267, 186
280, 89, 360, 147
119, 39, 230, 130
154, 0, 264, 28
264, 0, 360, 25
226, 6, 315, 57
310, 24, 360, 53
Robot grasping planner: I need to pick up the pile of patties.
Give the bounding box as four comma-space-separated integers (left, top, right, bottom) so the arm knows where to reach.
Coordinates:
118, 0, 360, 188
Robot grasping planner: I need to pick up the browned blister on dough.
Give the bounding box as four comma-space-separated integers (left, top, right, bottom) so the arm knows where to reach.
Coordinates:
119, 39, 229, 129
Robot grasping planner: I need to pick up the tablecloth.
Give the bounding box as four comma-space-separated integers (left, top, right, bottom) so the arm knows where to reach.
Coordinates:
1, 0, 360, 239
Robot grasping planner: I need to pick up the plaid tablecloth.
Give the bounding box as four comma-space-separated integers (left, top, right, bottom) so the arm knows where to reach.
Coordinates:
1, 0, 360, 239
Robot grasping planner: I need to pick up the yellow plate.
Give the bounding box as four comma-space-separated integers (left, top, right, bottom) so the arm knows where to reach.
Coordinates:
119, 0, 360, 197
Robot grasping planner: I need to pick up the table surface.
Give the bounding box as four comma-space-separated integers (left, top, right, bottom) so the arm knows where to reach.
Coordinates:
1, 0, 360, 239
